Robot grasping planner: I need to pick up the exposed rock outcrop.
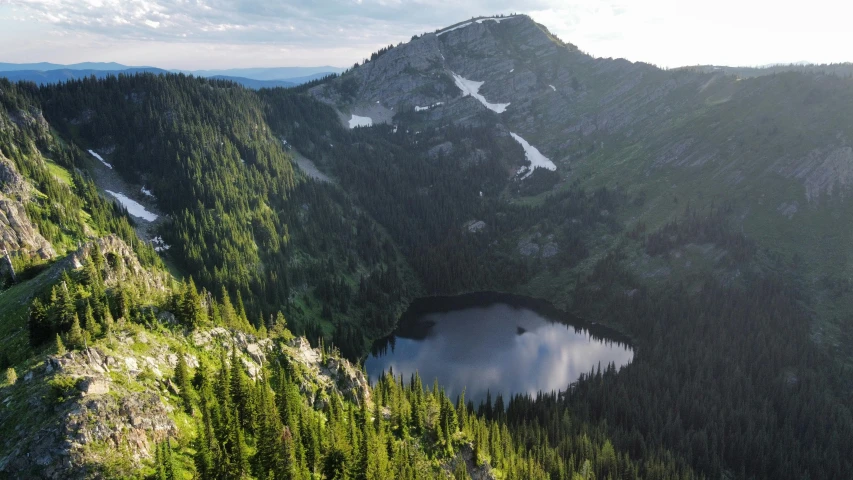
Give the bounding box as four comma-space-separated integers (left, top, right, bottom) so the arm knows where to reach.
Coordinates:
287, 337, 371, 407
0, 325, 369, 479
443, 443, 496, 480
0, 346, 177, 479
0, 154, 56, 266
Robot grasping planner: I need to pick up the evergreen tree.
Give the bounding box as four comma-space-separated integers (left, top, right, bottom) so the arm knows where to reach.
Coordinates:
27, 297, 50, 346
65, 314, 85, 350
179, 277, 206, 328
54, 333, 66, 355
174, 351, 193, 414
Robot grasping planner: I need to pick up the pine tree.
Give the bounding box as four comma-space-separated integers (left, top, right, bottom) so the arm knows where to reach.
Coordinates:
114, 284, 131, 320
54, 333, 66, 355
280, 426, 298, 480
235, 290, 250, 329
174, 351, 193, 414
27, 297, 50, 346
453, 459, 471, 480
220, 286, 238, 328
353, 393, 371, 480
81, 257, 100, 287
254, 382, 284, 479
156, 439, 176, 480
230, 347, 253, 432
83, 301, 101, 338
55, 282, 77, 331
179, 277, 206, 328
102, 307, 114, 336
65, 314, 85, 350
227, 407, 250, 479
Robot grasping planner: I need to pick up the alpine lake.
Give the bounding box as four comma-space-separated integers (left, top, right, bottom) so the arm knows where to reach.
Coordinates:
365, 292, 634, 403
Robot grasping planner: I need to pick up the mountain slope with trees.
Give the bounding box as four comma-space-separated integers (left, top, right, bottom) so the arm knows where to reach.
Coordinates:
1, 13, 853, 480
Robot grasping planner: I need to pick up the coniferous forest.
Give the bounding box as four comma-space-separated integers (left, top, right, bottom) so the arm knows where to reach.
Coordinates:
1, 44, 852, 479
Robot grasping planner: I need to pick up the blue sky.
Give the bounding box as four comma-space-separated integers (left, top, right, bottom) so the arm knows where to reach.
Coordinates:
1, 0, 851, 70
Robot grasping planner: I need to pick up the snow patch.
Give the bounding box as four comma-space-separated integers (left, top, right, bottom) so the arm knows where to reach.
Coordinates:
436, 21, 472, 36
414, 102, 444, 112
510, 69, 514, 73
476, 16, 516, 24
451, 73, 510, 114
549, 85, 556, 91
436, 15, 517, 36
88, 150, 112, 169
348, 114, 373, 129
151, 236, 171, 252
140, 186, 155, 199
105, 190, 158, 222
510, 133, 557, 179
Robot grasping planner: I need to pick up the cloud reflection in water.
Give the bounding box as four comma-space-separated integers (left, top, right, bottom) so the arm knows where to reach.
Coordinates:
365, 301, 633, 403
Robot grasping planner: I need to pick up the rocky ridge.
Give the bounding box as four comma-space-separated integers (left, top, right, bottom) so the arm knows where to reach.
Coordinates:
0, 326, 370, 479
312, 14, 728, 166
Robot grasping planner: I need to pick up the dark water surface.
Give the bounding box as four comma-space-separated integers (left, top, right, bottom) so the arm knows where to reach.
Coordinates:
365, 293, 634, 403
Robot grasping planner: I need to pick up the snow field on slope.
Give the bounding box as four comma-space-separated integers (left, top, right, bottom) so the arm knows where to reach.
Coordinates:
451, 73, 510, 113
105, 190, 158, 222
349, 115, 373, 129
436, 16, 518, 36
510, 133, 557, 179
88, 150, 112, 169
415, 102, 444, 112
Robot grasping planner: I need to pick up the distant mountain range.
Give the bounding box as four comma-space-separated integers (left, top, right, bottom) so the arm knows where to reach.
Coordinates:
0, 61, 134, 71
184, 66, 344, 81
675, 62, 853, 78
0, 62, 344, 89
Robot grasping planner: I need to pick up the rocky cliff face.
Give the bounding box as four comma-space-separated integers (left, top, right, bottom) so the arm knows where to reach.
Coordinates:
71, 235, 168, 293
0, 154, 55, 266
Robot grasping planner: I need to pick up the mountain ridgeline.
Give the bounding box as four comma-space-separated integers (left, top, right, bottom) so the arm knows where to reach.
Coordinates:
1, 12, 852, 480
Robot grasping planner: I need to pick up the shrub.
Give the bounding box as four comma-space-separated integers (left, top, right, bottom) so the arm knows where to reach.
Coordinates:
48, 375, 80, 403
4, 367, 16, 386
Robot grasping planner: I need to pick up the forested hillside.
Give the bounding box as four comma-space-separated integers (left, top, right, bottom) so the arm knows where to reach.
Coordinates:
36, 74, 418, 358
2, 75, 659, 479
1, 12, 853, 480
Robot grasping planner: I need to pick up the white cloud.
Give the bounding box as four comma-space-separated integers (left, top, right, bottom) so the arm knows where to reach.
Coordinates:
0, 0, 851, 68
530, 0, 853, 67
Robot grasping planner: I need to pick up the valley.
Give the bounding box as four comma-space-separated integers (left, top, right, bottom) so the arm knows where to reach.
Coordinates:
0, 11, 852, 480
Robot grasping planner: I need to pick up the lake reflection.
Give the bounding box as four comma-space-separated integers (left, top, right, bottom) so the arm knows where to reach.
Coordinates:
365, 294, 634, 403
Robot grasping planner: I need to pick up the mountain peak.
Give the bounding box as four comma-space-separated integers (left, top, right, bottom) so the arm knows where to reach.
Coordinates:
310, 12, 576, 127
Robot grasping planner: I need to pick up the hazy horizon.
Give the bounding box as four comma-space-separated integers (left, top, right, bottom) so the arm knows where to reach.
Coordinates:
1, 1, 851, 71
